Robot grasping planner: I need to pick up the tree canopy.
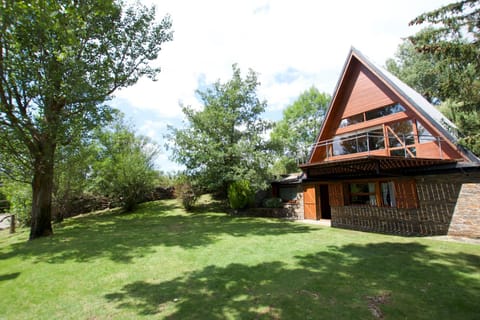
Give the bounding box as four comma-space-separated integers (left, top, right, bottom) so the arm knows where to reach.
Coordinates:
0, 0, 173, 239
387, 1, 480, 155
168, 64, 274, 195
270, 87, 330, 175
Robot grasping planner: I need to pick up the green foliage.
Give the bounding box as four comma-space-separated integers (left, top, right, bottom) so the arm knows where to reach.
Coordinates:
263, 197, 283, 208
1, 181, 31, 226
92, 118, 159, 212
175, 176, 197, 211
403, 0, 480, 155
0, 0, 173, 238
168, 64, 274, 194
270, 87, 330, 174
228, 180, 253, 209
0, 187, 8, 213
385, 32, 444, 104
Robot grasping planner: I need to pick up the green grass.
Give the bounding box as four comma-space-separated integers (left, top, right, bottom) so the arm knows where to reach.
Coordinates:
0, 197, 479, 319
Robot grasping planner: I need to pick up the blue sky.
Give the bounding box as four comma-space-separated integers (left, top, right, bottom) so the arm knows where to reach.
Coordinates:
109, 0, 451, 172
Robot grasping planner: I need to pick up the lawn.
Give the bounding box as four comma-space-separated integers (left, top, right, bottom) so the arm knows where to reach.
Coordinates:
0, 198, 479, 319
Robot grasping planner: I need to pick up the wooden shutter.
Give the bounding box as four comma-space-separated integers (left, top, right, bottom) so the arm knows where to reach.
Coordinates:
328, 183, 344, 207
303, 186, 317, 219
394, 179, 419, 209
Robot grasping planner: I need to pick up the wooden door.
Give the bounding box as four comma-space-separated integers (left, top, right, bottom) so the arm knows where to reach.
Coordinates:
303, 186, 318, 220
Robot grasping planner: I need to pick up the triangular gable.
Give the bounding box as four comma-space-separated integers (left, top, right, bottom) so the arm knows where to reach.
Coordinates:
308, 47, 479, 164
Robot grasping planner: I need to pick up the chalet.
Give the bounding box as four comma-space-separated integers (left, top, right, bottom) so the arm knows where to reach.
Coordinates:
295, 48, 480, 237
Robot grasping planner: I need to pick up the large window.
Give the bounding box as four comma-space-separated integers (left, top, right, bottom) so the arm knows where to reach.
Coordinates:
387, 120, 416, 157
332, 128, 384, 156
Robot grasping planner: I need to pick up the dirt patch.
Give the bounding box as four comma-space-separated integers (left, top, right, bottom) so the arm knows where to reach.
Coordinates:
365, 292, 391, 319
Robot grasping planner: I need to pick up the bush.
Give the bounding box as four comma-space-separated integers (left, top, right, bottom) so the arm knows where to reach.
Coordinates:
228, 180, 253, 210
263, 197, 284, 208
175, 179, 197, 211
1, 181, 32, 226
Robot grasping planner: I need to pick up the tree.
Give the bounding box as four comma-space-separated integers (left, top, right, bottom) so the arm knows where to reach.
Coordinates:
0, 0, 172, 239
385, 32, 444, 104
270, 87, 330, 174
92, 118, 159, 212
168, 64, 273, 195
407, 0, 480, 154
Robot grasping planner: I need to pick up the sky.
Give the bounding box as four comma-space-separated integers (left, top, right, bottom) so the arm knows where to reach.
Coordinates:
109, 0, 451, 172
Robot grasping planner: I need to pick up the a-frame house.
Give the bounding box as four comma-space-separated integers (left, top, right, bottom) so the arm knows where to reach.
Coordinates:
298, 48, 480, 237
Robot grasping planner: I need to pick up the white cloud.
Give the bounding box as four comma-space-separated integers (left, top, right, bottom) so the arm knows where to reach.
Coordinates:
112, 0, 452, 171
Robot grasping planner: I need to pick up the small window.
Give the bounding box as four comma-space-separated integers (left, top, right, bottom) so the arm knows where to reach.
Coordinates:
340, 113, 364, 128
347, 181, 397, 207
365, 103, 406, 121
279, 186, 299, 202
349, 183, 377, 206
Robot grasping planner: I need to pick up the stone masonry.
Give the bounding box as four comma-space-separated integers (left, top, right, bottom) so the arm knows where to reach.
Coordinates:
331, 171, 480, 237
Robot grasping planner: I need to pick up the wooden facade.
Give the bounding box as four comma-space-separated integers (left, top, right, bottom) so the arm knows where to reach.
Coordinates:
297, 48, 480, 237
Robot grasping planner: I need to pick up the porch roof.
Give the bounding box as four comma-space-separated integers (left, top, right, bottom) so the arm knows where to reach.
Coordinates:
299, 155, 459, 179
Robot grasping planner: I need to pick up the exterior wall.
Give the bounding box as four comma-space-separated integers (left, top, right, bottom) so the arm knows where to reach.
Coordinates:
330, 171, 480, 237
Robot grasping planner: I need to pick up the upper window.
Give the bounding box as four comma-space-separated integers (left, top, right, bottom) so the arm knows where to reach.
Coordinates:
339, 103, 406, 128
365, 103, 405, 121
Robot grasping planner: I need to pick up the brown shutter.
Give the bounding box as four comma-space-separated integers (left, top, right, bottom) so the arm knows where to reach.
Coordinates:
328, 183, 344, 207
303, 186, 317, 219
394, 179, 419, 209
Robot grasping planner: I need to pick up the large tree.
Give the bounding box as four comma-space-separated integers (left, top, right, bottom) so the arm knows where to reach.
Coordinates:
0, 0, 172, 239
270, 87, 330, 174
168, 64, 273, 194
406, 0, 480, 154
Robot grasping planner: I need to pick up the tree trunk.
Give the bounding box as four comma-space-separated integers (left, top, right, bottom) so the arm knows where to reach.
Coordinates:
29, 150, 55, 240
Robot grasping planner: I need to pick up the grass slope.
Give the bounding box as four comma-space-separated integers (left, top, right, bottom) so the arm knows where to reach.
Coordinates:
0, 198, 479, 319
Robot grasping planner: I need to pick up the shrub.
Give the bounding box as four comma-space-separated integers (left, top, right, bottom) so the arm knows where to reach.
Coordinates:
1, 181, 32, 226
263, 197, 284, 208
228, 180, 253, 210
175, 179, 197, 211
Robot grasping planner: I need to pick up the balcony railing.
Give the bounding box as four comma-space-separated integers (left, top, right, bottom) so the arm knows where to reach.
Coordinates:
298, 132, 445, 164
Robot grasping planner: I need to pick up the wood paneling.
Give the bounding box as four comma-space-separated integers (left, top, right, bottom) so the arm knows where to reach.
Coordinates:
342, 65, 396, 118
328, 183, 344, 207
303, 186, 317, 220
395, 179, 419, 209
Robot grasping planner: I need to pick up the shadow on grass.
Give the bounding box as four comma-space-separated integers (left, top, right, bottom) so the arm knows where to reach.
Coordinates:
0, 272, 20, 282
0, 200, 315, 264
105, 242, 480, 319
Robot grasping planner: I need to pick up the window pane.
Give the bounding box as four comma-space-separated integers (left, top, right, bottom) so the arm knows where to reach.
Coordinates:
332, 128, 385, 156
381, 182, 396, 207
279, 187, 298, 202
368, 129, 385, 150
350, 183, 369, 193
351, 195, 371, 205
417, 121, 435, 143
388, 120, 414, 147
365, 103, 406, 121
349, 182, 377, 206
339, 113, 364, 128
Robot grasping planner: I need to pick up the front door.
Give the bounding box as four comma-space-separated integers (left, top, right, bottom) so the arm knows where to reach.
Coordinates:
303, 185, 318, 220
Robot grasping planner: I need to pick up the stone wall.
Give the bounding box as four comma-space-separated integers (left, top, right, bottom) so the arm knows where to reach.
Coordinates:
448, 182, 480, 238
331, 171, 480, 237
